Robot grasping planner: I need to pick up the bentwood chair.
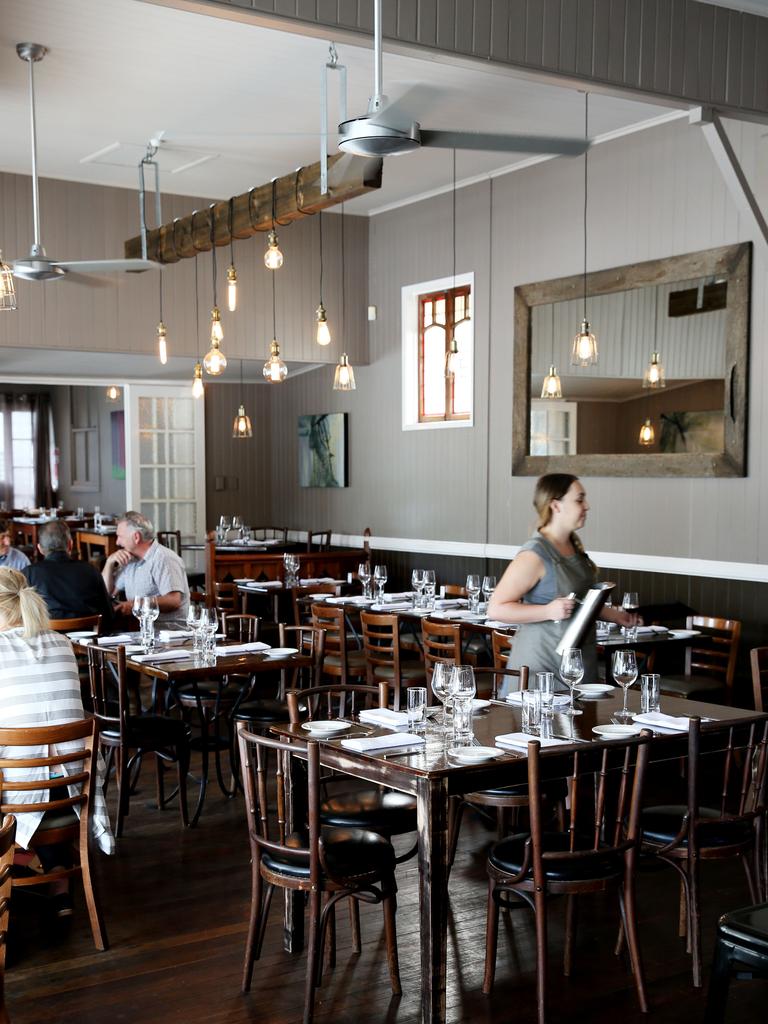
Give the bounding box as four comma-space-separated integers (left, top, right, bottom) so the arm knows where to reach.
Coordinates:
750, 647, 768, 713
482, 733, 652, 1023
660, 616, 741, 704
237, 726, 401, 1024
0, 814, 14, 1024
306, 529, 332, 551
704, 902, 768, 1023
360, 610, 426, 710
86, 645, 190, 837
221, 613, 260, 643
157, 530, 182, 554
251, 526, 288, 543
640, 716, 768, 986
0, 719, 108, 950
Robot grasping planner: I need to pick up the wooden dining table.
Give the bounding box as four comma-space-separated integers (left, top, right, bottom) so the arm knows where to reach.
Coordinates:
273, 691, 767, 1024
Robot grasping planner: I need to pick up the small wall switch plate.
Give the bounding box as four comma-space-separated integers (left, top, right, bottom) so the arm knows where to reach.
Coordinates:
214, 476, 225, 492
367, 305, 377, 321
229, 476, 239, 491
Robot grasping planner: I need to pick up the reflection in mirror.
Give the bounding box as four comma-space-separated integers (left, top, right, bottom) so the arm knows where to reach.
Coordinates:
512, 243, 750, 478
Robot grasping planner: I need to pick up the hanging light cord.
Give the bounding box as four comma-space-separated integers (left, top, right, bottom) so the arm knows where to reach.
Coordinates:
272, 260, 277, 338
341, 205, 346, 340
240, 357, 244, 403
158, 263, 163, 323
210, 204, 218, 306
229, 197, 235, 266
452, 148, 456, 286
194, 257, 200, 358
583, 93, 589, 320
318, 211, 324, 305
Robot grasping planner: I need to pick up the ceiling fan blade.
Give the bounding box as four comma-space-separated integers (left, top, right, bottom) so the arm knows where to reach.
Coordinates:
420, 129, 588, 156
61, 272, 114, 289
366, 83, 440, 130
53, 259, 160, 274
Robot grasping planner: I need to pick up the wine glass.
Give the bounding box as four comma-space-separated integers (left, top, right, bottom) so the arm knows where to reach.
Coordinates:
422, 569, 436, 611
482, 575, 497, 607
373, 564, 388, 603
358, 562, 372, 599
219, 515, 232, 540
411, 568, 425, 609
450, 665, 476, 702
132, 594, 144, 634
465, 575, 481, 613
622, 591, 639, 640
232, 514, 243, 531
431, 661, 454, 726
612, 649, 638, 722
559, 648, 585, 716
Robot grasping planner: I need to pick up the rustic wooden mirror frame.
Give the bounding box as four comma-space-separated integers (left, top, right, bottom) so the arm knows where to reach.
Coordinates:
512, 242, 751, 478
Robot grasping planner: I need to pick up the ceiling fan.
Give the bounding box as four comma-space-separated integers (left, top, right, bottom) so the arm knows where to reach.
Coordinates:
12, 43, 159, 282
338, 0, 589, 159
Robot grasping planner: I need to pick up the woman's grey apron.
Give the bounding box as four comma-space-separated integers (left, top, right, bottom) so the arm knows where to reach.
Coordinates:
504, 534, 598, 694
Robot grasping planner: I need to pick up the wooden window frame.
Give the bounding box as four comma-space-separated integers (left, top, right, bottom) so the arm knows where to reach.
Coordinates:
417, 284, 471, 423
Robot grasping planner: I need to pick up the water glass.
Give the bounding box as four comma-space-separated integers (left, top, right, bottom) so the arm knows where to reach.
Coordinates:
612, 649, 639, 721
358, 562, 372, 599
406, 686, 428, 733
431, 662, 453, 726
411, 569, 425, 609
640, 673, 661, 714
452, 696, 474, 745
465, 574, 481, 613
534, 671, 556, 716
482, 575, 497, 609
284, 552, 300, 587
373, 564, 388, 603
622, 591, 639, 640
559, 648, 585, 716
423, 570, 436, 612
76, 506, 84, 518
521, 690, 541, 733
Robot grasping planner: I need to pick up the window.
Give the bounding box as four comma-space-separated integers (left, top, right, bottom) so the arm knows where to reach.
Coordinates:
0, 393, 56, 510
530, 400, 577, 456
402, 273, 474, 431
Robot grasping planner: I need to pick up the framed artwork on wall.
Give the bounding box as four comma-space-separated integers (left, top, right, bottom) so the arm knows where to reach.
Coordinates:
298, 413, 348, 488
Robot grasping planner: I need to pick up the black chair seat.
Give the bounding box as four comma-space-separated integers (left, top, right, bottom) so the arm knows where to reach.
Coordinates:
323, 651, 367, 670
659, 674, 726, 702
469, 778, 569, 800
177, 683, 242, 705
102, 714, 189, 746
489, 831, 623, 882
371, 663, 426, 682
320, 778, 417, 836
642, 805, 754, 848
718, 902, 768, 955
234, 698, 289, 724
262, 825, 395, 881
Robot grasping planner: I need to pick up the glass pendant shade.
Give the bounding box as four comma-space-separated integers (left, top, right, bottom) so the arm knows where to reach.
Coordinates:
638, 418, 655, 446
263, 340, 287, 383
105, 385, 120, 402
209, 306, 224, 344
315, 303, 331, 346
226, 265, 237, 312
204, 338, 227, 376
541, 365, 563, 399
642, 351, 666, 389
0, 252, 16, 311
264, 230, 284, 270
571, 319, 598, 367
156, 321, 168, 365
232, 404, 253, 439
192, 362, 204, 398
444, 338, 460, 379
333, 353, 356, 391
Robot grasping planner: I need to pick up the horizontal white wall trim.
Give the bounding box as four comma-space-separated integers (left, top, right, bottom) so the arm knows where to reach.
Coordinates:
334, 534, 768, 585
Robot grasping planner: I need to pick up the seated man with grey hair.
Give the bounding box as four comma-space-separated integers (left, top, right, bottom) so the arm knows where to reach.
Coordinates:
23, 519, 113, 628
103, 511, 189, 623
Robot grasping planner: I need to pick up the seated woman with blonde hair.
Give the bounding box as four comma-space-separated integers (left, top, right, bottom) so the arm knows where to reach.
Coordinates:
0, 568, 113, 917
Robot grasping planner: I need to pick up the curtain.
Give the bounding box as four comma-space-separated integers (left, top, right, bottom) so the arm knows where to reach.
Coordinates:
0, 395, 14, 510
30, 392, 56, 508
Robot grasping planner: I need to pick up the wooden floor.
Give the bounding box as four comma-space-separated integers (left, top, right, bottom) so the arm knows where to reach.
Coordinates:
6, 758, 765, 1024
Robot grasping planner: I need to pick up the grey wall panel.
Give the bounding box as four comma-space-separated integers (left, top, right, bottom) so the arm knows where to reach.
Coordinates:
490, 0, 511, 62
417, 0, 438, 47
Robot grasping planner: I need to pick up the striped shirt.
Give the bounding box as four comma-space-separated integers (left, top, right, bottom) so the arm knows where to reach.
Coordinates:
115, 540, 189, 623
0, 628, 114, 852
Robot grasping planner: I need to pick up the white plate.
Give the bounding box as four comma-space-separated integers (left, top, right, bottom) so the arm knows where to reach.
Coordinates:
301, 720, 350, 736
668, 629, 701, 639
307, 593, 332, 601
125, 644, 145, 654
233, 578, 254, 584
592, 724, 643, 739
576, 684, 615, 696
472, 699, 491, 713
66, 630, 97, 639
448, 745, 501, 764
263, 647, 299, 658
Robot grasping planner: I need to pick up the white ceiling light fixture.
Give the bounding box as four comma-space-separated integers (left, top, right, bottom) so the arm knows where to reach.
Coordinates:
333, 205, 356, 392
12, 43, 158, 283
105, 385, 120, 402
571, 93, 598, 368
338, 0, 587, 161
642, 288, 666, 389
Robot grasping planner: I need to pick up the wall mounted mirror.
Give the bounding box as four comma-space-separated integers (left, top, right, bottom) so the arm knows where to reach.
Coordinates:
512, 243, 751, 477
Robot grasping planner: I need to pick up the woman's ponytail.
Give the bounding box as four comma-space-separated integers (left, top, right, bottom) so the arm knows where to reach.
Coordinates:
0, 568, 50, 638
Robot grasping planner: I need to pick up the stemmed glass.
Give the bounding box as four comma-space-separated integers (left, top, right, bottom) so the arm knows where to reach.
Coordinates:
358, 562, 372, 599
187, 604, 202, 652
218, 516, 232, 543
465, 575, 481, 613
132, 594, 144, 631
283, 552, 300, 586
411, 569, 425, 609
482, 575, 497, 608
373, 564, 388, 603
140, 595, 160, 652
431, 662, 454, 727
559, 648, 585, 716
449, 666, 476, 743
232, 515, 243, 532
422, 569, 436, 611
622, 591, 639, 640
450, 665, 476, 702
612, 649, 638, 722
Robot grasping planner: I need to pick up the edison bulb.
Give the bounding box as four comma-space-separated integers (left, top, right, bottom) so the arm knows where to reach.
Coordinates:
192, 362, 204, 398
227, 265, 237, 312
232, 404, 253, 439
204, 340, 227, 376
444, 339, 460, 379
315, 303, 331, 346
210, 306, 223, 343
157, 321, 168, 365
333, 353, 356, 391
263, 340, 287, 383
638, 418, 655, 446
105, 385, 120, 402
571, 319, 598, 366
541, 366, 563, 399
264, 230, 284, 270
643, 352, 666, 389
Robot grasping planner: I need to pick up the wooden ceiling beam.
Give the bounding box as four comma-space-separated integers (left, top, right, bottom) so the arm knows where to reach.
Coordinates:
124, 153, 383, 262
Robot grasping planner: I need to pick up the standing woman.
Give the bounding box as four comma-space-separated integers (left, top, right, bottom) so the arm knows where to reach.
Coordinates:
487, 474, 635, 691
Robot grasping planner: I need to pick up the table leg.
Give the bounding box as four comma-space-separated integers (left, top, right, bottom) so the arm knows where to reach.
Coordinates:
417, 775, 449, 1024
282, 745, 305, 953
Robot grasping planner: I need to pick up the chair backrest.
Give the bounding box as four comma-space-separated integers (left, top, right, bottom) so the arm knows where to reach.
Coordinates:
214, 581, 240, 613
85, 644, 127, 735
685, 615, 741, 692
50, 613, 103, 634
278, 624, 326, 690
360, 610, 417, 709
291, 583, 340, 626
750, 647, 768, 713
221, 613, 260, 643
421, 617, 462, 685
251, 526, 288, 543
442, 584, 467, 598
310, 603, 360, 685
0, 811, 15, 1019
474, 666, 529, 699
307, 529, 332, 552
491, 630, 514, 671
287, 682, 388, 724
526, 733, 651, 887
157, 530, 182, 554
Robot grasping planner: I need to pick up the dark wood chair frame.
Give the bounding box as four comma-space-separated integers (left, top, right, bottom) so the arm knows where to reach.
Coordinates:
661, 615, 741, 703
421, 617, 463, 692
750, 647, 768, 713
157, 530, 182, 554
311, 604, 367, 688
306, 529, 332, 552
360, 609, 426, 711
0, 813, 14, 1024
291, 584, 340, 627
49, 614, 103, 635
491, 629, 514, 671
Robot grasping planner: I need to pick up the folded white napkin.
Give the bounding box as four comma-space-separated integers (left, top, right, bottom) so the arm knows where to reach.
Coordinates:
132, 650, 192, 664
495, 732, 572, 750
635, 625, 668, 635
158, 629, 194, 643
383, 592, 413, 603
505, 691, 571, 707
258, 580, 283, 589
434, 598, 466, 609
244, 582, 268, 590
214, 641, 272, 656
326, 595, 370, 605
633, 712, 691, 732
97, 634, 134, 646
358, 708, 410, 730
340, 733, 426, 753
484, 620, 517, 630
370, 602, 412, 612
300, 577, 336, 586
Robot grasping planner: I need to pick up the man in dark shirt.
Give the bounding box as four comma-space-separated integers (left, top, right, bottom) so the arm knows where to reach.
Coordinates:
24, 520, 113, 630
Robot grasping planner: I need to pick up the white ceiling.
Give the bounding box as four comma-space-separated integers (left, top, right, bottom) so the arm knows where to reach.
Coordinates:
0, 0, 680, 215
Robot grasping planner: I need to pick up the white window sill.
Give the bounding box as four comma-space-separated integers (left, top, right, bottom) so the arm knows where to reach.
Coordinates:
402, 418, 474, 432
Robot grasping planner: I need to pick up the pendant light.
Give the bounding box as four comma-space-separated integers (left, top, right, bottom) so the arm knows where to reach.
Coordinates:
156, 268, 168, 365
0, 252, 17, 311
638, 418, 655, 446
226, 198, 238, 313
264, 179, 284, 270
204, 204, 227, 375
263, 265, 287, 382
642, 287, 666, 388
571, 93, 598, 367
333, 205, 356, 391
541, 305, 563, 398
315, 211, 331, 346
105, 385, 121, 402
192, 257, 204, 398
232, 359, 253, 438
445, 149, 460, 379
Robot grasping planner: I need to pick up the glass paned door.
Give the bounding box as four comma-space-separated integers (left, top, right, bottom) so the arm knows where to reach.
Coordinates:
124, 385, 206, 543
